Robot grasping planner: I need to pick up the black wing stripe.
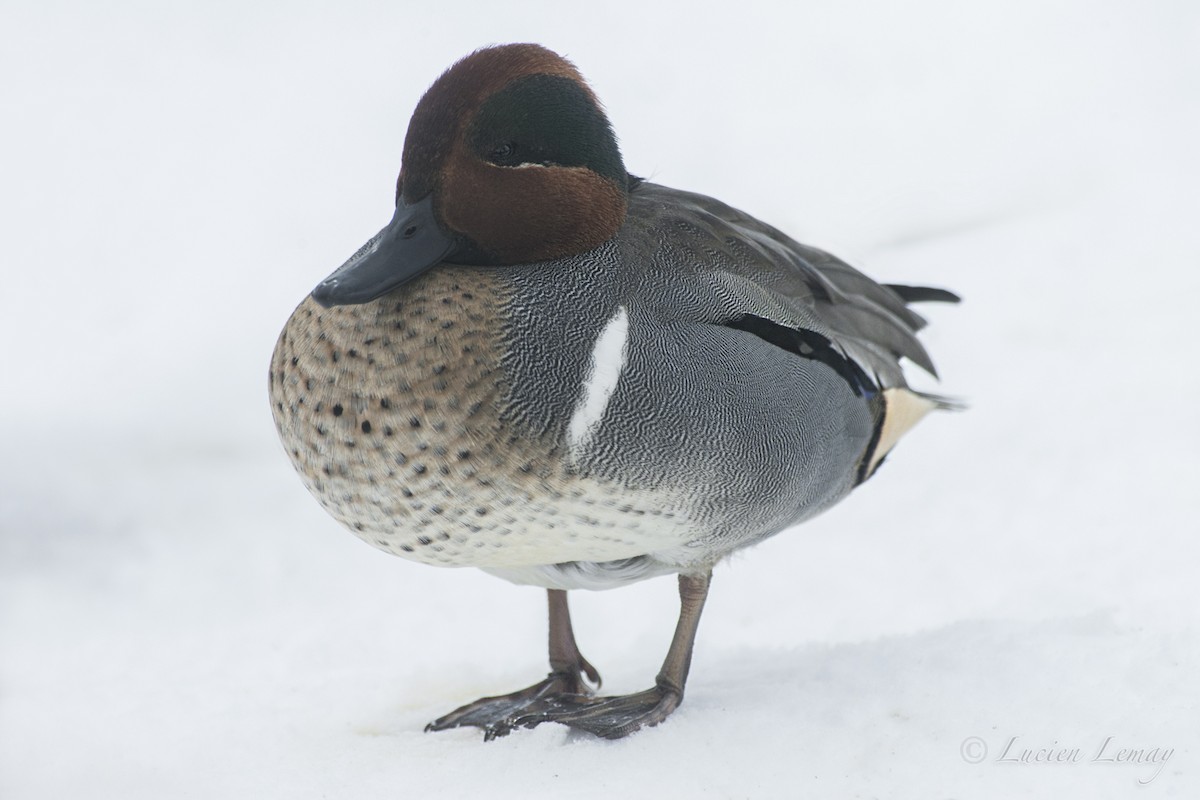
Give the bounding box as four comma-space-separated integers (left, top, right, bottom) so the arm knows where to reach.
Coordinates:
722, 314, 879, 398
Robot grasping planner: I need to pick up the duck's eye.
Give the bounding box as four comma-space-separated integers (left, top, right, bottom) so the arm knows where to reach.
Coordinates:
489, 142, 518, 165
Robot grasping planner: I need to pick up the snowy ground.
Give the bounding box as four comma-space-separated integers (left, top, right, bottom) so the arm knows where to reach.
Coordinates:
2, 1, 1198, 797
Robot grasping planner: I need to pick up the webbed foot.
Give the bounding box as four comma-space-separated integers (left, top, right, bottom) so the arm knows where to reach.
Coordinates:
425, 657, 600, 738
425, 574, 710, 742
498, 684, 681, 740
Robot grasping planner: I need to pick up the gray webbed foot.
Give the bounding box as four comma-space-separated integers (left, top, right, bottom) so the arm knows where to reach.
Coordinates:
424, 660, 600, 737
498, 684, 681, 740
426, 575, 709, 742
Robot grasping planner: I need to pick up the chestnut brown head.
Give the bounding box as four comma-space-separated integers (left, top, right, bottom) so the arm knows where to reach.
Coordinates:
312, 44, 629, 308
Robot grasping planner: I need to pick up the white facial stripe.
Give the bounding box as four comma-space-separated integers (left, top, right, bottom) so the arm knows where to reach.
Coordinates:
566, 306, 629, 462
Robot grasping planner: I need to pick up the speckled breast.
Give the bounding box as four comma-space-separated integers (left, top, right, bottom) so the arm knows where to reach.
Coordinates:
269, 268, 688, 569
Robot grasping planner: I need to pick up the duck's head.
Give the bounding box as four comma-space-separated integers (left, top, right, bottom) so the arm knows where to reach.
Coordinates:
312, 44, 629, 308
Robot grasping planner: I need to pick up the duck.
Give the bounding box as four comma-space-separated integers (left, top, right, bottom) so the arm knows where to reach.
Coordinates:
269, 43, 959, 740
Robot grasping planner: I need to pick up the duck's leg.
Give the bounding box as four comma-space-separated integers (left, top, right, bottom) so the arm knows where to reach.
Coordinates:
425, 589, 600, 736
499, 570, 712, 740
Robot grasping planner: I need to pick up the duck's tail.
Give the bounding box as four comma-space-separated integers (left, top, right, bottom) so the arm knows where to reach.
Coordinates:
882, 283, 967, 409
858, 386, 964, 483
855, 284, 965, 483
884, 284, 962, 305
914, 390, 968, 413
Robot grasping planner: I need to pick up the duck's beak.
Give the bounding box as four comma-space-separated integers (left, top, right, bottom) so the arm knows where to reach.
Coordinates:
311, 195, 455, 307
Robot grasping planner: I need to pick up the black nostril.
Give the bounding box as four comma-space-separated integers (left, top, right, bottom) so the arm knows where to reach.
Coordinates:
402, 225, 419, 239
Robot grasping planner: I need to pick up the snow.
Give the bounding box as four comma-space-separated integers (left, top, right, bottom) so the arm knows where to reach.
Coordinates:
2, 1, 1198, 797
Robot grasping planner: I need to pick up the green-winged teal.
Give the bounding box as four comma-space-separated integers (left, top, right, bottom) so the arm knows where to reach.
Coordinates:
269, 43, 958, 740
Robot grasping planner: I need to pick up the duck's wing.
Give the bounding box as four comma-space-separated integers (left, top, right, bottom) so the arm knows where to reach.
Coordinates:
627, 182, 958, 390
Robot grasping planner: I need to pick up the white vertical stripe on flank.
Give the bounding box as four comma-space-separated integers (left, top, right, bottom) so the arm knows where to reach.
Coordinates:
566, 306, 630, 461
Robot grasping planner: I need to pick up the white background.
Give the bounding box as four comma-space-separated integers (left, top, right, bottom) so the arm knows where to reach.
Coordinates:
2, 1, 1197, 797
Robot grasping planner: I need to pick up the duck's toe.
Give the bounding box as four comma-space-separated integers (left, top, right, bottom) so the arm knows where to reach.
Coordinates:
504, 685, 682, 740
425, 667, 597, 737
